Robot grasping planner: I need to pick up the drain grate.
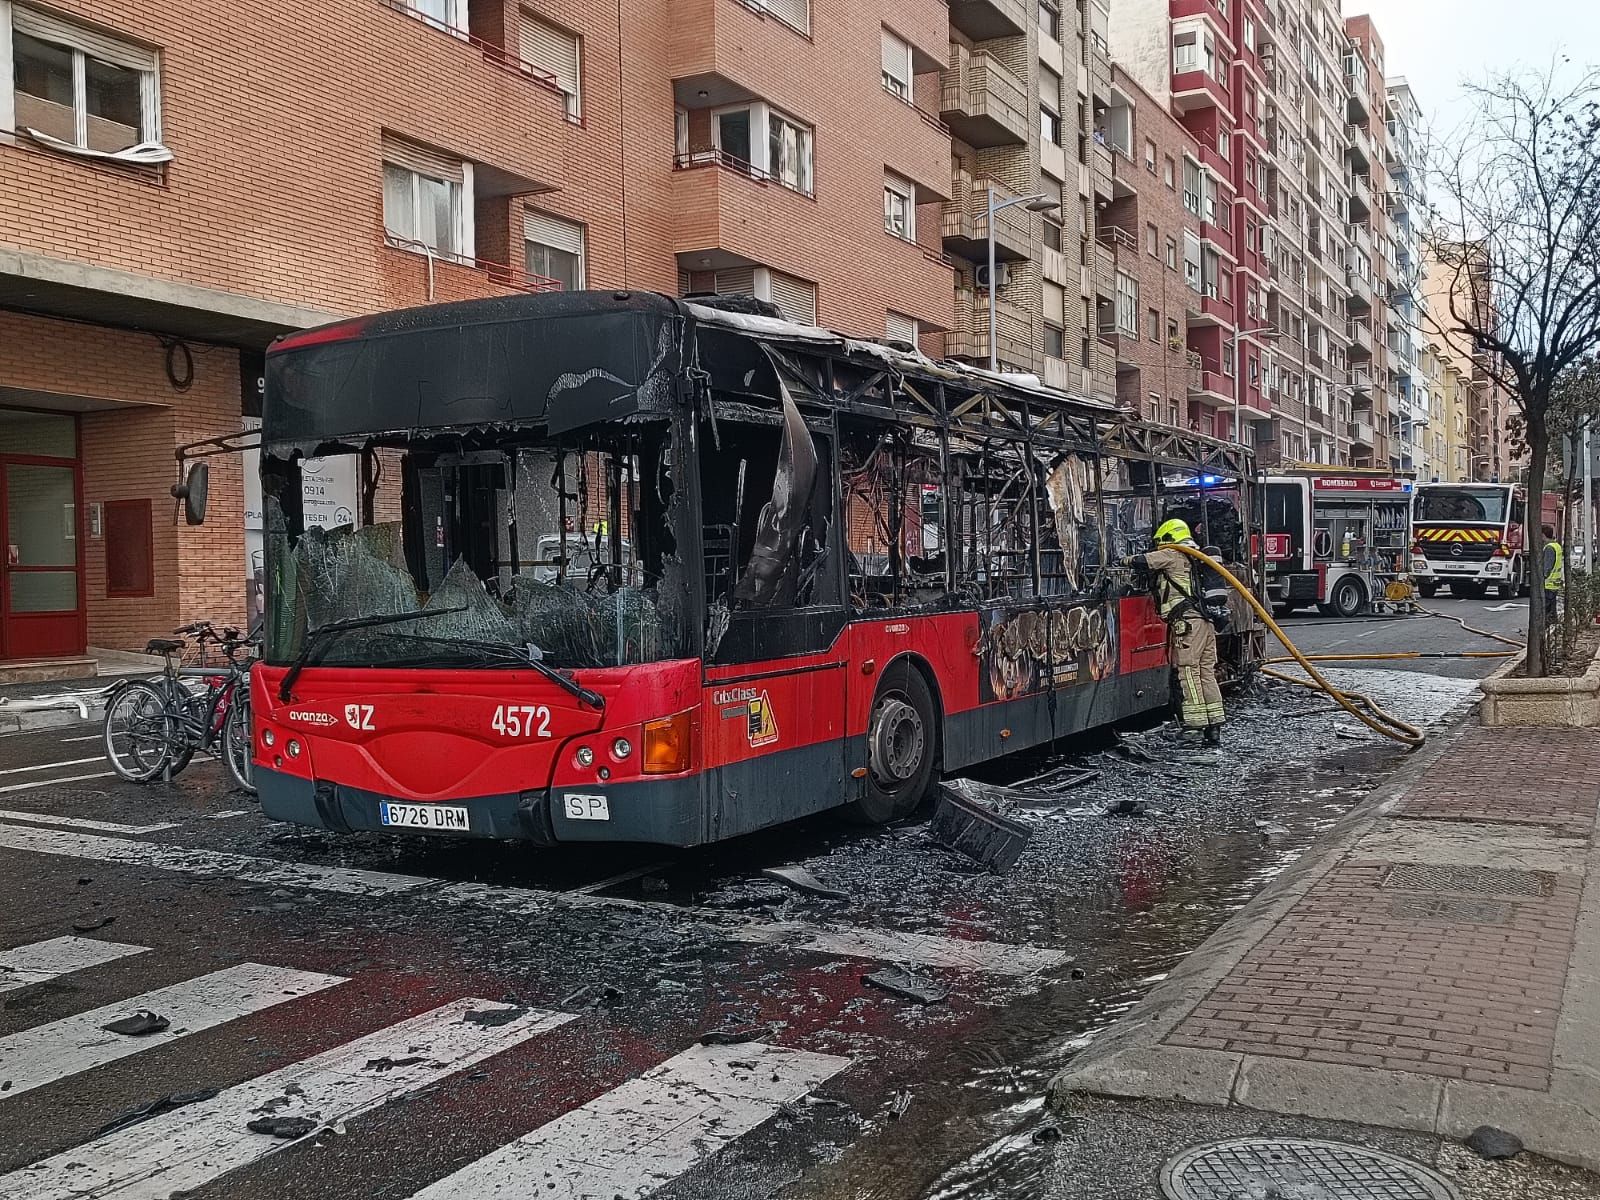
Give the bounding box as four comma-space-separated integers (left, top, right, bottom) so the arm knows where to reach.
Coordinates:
1383, 863, 1553, 898
1161, 1138, 1460, 1200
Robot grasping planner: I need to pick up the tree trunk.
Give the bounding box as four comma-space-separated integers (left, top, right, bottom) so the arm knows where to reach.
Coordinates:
1526, 405, 1550, 676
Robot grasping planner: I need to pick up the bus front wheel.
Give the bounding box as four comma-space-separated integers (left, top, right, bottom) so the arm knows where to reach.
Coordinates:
846, 664, 938, 826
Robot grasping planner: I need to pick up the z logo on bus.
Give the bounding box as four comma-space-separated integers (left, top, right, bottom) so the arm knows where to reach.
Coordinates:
345, 704, 375, 730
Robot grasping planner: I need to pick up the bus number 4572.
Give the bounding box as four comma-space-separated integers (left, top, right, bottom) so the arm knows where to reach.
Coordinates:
491, 704, 552, 738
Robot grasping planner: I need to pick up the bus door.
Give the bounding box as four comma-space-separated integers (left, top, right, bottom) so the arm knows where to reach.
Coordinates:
696, 404, 847, 840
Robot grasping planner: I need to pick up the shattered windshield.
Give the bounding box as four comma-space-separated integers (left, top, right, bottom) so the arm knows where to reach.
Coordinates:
262, 424, 690, 670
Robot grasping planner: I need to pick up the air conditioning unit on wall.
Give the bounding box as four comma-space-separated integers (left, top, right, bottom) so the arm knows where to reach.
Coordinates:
975, 263, 1011, 290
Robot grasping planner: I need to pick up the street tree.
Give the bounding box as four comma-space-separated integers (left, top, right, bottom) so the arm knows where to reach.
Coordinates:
1425, 65, 1600, 674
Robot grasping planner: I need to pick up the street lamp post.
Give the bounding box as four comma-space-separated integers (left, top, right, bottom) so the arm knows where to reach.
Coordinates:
985, 185, 1060, 374
1227, 324, 1279, 447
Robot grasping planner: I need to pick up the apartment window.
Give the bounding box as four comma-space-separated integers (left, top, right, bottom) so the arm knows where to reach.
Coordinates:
1115, 272, 1139, 335
519, 13, 582, 119
1146, 222, 1159, 256
881, 29, 912, 100
1148, 393, 1161, 421
1044, 282, 1066, 358
1215, 128, 1229, 160
1147, 307, 1160, 341
1182, 158, 1202, 216
1039, 68, 1062, 146
1173, 28, 1198, 72
1243, 16, 1256, 52
883, 171, 915, 240
6, 6, 163, 158
716, 107, 753, 164
382, 136, 470, 260
1163, 155, 1175, 189
886, 311, 919, 343
767, 269, 818, 324
1144, 139, 1157, 172
403, 0, 468, 31
1223, 342, 1235, 376
1183, 231, 1202, 291
767, 109, 813, 194
1043, 218, 1063, 252
1165, 235, 1178, 269
1038, 1, 1060, 42
1168, 401, 1181, 427
1167, 318, 1180, 344
524, 208, 584, 290
675, 107, 688, 154
753, 0, 810, 34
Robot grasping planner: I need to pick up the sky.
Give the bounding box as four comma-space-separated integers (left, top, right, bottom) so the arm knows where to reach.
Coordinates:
1345, 0, 1600, 139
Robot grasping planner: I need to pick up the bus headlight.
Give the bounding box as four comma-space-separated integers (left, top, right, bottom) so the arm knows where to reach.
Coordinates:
285, 739, 302, 759
575, 745, 594, 768
611, 737, 632, 760
262, 728, 276, 748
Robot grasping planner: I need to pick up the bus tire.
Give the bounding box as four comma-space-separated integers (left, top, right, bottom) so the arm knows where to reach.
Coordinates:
845, 663, 938, 826
1417, 580, 1439, 599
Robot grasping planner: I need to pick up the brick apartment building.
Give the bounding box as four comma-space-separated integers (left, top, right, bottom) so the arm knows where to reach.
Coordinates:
0, 0, 964, 665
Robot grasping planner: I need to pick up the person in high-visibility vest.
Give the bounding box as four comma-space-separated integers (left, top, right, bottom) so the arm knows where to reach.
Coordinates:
1121, 518, 1225, 748
1542, 523, 1564, 622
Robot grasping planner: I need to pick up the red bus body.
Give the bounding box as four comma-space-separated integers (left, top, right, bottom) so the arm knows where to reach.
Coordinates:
252, 292, 1259, 846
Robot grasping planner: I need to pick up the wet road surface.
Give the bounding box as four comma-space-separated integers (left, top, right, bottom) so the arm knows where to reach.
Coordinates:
0, 619, 1505, 1199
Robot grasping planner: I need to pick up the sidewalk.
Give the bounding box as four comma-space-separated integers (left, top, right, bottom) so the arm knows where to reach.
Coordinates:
1049, 722, 1600, 1181
0, 648, 160, 734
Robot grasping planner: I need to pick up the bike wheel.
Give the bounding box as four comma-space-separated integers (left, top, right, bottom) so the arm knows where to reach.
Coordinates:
103, 681, 180, 783
224, 688, 256, 794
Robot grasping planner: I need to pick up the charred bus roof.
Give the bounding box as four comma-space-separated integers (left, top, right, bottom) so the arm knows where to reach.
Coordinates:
264, 288, 1253, 476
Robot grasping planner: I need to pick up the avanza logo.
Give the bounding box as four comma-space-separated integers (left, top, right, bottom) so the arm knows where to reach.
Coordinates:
287, 710, 339, 726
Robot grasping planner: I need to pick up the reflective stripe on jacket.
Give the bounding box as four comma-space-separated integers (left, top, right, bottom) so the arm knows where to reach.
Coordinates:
1544, 540, 1564, 592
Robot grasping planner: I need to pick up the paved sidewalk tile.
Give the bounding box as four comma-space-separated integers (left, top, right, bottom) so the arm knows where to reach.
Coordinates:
1396, 728, 1600, 836
1166, 860, 1583, 1091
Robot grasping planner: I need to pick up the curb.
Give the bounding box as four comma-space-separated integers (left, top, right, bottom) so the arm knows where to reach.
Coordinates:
1043, 712, 1599, 1144
0, 693, 109, 735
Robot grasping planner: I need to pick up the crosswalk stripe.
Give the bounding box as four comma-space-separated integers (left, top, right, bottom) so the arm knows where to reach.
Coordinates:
0, 809, 178, 834
1, 998, 576, 1200
0, 772, 115, 794
0, 937, 148, 995
407, 1041, 850, 1200
0, 962, 345, 1100
0, 756, 105, 775
0, 822, 1069, 977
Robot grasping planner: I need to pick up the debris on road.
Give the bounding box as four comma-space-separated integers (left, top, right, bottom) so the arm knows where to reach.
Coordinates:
888, 1090, 912, 1120
72, 915, 115, 933
246, 1115, 319, 1139
559, 983, 624, 1009
1464, 1125, 1524, 1160
1031, 1124, 1063, 1144
1102, 799, 1150, 818
699, 1025, 774, 1046
363, 1055, 427, 1072
930, 783, 1032, 874
92, 1088, 220, 1137
102, 1010, 170, 1037
1009, 765, 1103, 792
762, 865, 850, 901
462, 1005, 526, 1027
863, 965, 949, 1005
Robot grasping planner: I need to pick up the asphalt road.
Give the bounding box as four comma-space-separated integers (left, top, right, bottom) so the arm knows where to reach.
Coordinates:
1277, 592, 1530, 677
0, 647, 1495, 1199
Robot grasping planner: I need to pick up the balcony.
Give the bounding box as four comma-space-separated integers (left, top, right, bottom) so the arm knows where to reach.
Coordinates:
1090, 242, 1117, 301
942, 173, 1036, 263
671, 0, 826, 111
880, 92, 955, 201
1348, 365, 1374, 401
1349, 417, 1376, 447
1347, 174, 1371, 221
949, 287, 1034, 367
1346, 269, 1373, 312
1345, 123, 1373, 173
948, 0, 1027, 40
1097, 323, 1139, 371
1096, 222, 1138, 264
1189, 369, 1235, 406
941, 47, 1029, 148
1347, 318, 1373, 357
1172, 65, 1229, 114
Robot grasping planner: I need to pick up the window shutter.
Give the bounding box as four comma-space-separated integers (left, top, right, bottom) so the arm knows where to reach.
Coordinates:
761, 0, 810, 33
1043, 282, 1066, 326
714, 267, 756, 296
524, 209, 584, 255
881, 30, 910, 82
767, 270, 817, 325
380, 134, 463, 184
886, 311, 918, 343
519, 14, 580, 109
12, 7, 156, 71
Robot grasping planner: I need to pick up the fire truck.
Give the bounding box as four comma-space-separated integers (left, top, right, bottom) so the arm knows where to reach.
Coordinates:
1409, 482, 1528, 599
1262, 469, 1415, 617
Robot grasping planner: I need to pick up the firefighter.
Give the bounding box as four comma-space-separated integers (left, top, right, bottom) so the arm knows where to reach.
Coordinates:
1121, 518, 1225, 747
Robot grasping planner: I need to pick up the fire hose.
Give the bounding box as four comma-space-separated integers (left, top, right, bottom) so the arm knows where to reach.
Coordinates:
1170, 544, 1428, 748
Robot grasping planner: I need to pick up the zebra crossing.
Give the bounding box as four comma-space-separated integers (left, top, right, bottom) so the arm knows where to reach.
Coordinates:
0, 935, 858, 1199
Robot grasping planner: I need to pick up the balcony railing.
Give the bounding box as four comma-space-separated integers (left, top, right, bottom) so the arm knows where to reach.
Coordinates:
941, 46, 1029, 148
672, 149, 815, 199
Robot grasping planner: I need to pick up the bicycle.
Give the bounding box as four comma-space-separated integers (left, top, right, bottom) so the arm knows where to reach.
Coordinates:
102, 621, 257, 793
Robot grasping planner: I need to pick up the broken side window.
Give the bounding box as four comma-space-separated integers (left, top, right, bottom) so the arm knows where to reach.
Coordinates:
840, 425, 946, 610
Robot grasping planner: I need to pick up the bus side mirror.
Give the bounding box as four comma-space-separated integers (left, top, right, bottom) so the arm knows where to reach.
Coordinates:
173, 462, 209, 525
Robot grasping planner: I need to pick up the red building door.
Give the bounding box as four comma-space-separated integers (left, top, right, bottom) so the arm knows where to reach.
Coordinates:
0, 410, 85, 660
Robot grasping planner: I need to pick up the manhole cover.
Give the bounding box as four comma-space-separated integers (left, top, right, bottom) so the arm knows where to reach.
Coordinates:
1388, 894, 1512, 925
1384, 863, 1553, 898
1161, 1138, 1460, 1200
